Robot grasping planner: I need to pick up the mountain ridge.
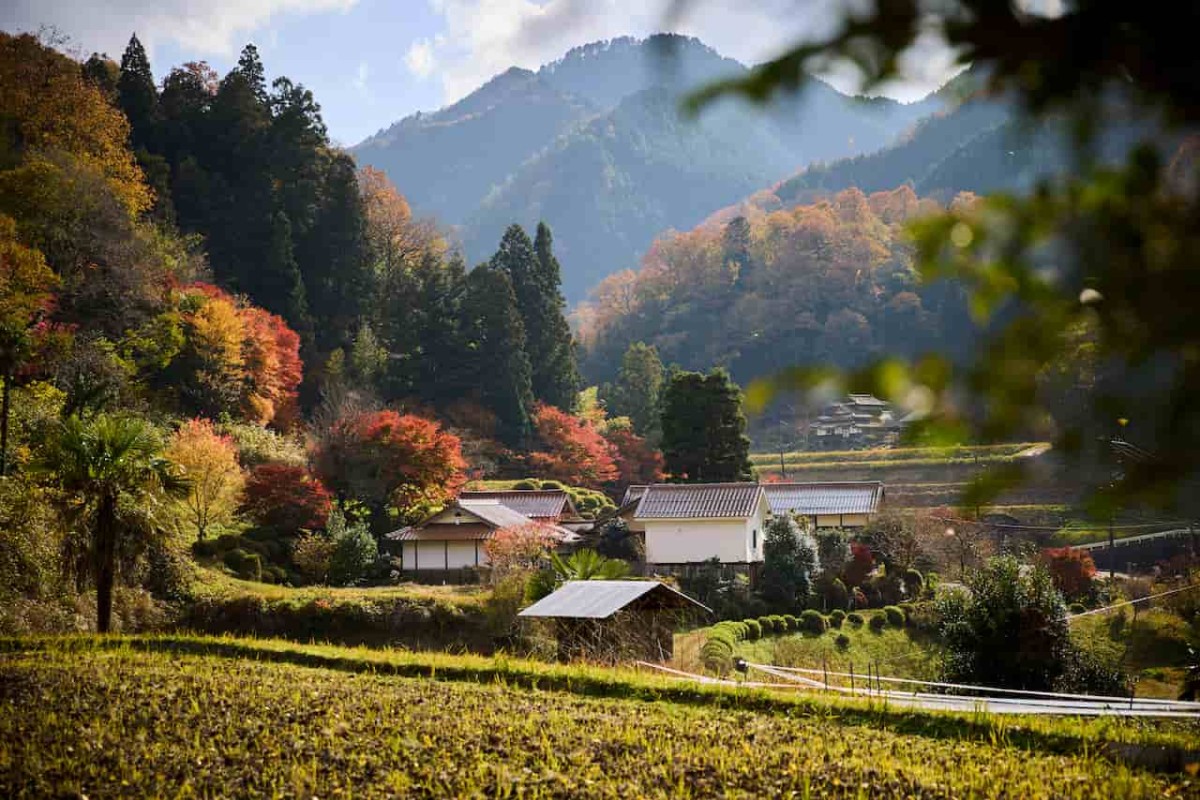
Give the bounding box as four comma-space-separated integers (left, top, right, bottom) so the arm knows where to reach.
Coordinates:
351, 34, 944, 301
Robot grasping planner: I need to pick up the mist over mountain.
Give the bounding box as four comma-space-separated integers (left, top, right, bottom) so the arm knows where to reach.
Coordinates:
352, 34, 941, 301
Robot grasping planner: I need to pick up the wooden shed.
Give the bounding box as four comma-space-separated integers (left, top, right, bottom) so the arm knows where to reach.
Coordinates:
519, 580, 711, 663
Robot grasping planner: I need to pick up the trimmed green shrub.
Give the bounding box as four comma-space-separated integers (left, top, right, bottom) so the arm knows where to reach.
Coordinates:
903, 568, 925, 597
884, 605, 906, 628
742, 619, 762, 640
192, 539, 220, 559
835, 633, 851, 650
768, 614, 787, 634
223, 548, 262, 581
757, 615, 776, 634
700, 638, 734, 674
512, 479, 540, 490
799, 609, 826, 634
847, 612, 864, 627
868, 613, 887, 632
829, 609, 846, 628
782, 614, 799, 632
1068, 602, 1086, 615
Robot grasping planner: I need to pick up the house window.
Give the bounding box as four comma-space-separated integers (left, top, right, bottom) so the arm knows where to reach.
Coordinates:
752, 528, 758, 550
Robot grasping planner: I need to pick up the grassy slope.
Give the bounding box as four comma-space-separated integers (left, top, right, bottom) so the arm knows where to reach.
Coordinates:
187, 566, 488, 607
1070, 609, 1196, 699
1, 636, 1196, 798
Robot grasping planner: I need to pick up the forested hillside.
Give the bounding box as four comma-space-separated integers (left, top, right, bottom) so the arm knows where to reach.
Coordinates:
353, 35, 940, 301
578, 186, 976, 389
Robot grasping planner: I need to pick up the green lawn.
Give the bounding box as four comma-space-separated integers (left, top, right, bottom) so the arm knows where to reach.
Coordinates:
749, 442, 1044, 468
0, 636, 1196, 798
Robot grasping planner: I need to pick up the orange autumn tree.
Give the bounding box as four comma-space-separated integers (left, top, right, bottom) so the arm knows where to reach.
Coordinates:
166, 418, 245, 540
603, 420, 664, 488
176, 284, 302, 427
314, 409, 468, 528
526, 402, 618, 489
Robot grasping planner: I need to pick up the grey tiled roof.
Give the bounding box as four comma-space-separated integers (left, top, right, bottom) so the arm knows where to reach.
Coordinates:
518, 580, 710, 619
763, 482, 884, 516
458, 490, 576, 519
633, 483, 763, 520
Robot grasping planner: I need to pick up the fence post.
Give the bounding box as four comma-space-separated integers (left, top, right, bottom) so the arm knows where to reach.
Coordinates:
822, 656, 828, 691
849, 662, 855, 694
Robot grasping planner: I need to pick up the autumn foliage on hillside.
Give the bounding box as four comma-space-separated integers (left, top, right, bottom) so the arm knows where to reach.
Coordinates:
176, 284, 302, 427
579, 186, 977, 385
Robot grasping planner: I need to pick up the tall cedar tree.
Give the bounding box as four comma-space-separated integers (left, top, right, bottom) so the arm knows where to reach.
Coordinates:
116, 35, 157, 152
532, 223, 581, 408
490, 224, 579, 409
459, 265, 534, 447
610, 341, 663, 439
660, 368, 753, 482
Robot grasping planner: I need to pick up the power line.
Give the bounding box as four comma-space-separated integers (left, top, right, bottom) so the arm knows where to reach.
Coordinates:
1064, 582, 1200, 620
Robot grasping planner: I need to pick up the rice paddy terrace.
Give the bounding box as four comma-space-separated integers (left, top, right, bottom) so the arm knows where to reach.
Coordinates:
2, 636, 1198, 798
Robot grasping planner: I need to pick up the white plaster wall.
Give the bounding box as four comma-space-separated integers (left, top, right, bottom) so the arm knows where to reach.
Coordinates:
645, 518, 755, 564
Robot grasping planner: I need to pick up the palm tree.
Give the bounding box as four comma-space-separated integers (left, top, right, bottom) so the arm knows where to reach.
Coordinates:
34, 414, 187, 632
550, 549, 631, 581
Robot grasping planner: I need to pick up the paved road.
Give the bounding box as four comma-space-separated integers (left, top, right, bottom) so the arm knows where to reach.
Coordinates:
637, 662, 1200, 718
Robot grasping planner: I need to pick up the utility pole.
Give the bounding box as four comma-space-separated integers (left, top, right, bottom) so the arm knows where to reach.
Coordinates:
1108, 516, 1115, 582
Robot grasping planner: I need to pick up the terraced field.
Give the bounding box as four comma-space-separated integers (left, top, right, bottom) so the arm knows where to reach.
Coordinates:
1, 637, 1198, 798
752, 442, 1080, 510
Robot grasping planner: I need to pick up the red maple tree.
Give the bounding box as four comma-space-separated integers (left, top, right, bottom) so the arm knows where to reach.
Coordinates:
526, 403, 618, 489
241, 463, 333, 534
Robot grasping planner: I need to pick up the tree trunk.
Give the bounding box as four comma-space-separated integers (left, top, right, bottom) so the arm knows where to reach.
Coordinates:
95, 493, 117, 634
0, 371, 11, 478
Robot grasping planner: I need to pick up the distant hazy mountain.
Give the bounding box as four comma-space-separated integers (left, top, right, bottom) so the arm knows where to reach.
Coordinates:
352, 35, 941, 301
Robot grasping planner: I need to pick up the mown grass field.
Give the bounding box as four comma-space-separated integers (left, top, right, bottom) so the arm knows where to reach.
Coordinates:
1, 636, 1198, 798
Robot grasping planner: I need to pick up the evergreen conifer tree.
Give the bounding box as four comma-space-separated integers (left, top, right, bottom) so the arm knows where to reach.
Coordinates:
660, 368, 753, 482
459, 265, 534, 447
611, 341, 663, 439
490, 223, 579, 410
117, 34, 158, 151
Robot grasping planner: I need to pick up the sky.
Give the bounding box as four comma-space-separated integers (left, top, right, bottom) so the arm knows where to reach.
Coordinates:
2, 0, 968, 147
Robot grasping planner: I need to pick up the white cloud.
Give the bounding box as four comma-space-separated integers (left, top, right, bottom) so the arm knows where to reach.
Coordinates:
417, 0, 958, 106
3, 0, 358, 61
404, 38, 437, 79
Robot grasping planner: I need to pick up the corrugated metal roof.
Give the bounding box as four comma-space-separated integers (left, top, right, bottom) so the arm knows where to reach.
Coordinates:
634, 483, 763, 519
459, 490, 573, 519
518, 580, 710, 618
763, 482, 884, 515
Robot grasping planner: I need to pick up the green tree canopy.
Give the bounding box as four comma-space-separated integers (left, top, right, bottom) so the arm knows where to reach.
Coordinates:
660, 368, 753, 482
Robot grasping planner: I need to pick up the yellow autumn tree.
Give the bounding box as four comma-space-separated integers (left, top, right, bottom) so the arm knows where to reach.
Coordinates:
166, 418, 245, 540
0, 32, 151, 217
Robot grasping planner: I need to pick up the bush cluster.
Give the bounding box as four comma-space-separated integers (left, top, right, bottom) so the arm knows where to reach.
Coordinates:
868, 613, 887, 632
799, 609, 826, 634
835, 633, 851, 650
883, 605, 906, 628
846, 612, 864, 627
828, 609, 846, 628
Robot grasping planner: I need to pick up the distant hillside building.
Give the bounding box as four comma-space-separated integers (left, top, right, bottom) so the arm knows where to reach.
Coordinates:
811, 394, 907, 449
